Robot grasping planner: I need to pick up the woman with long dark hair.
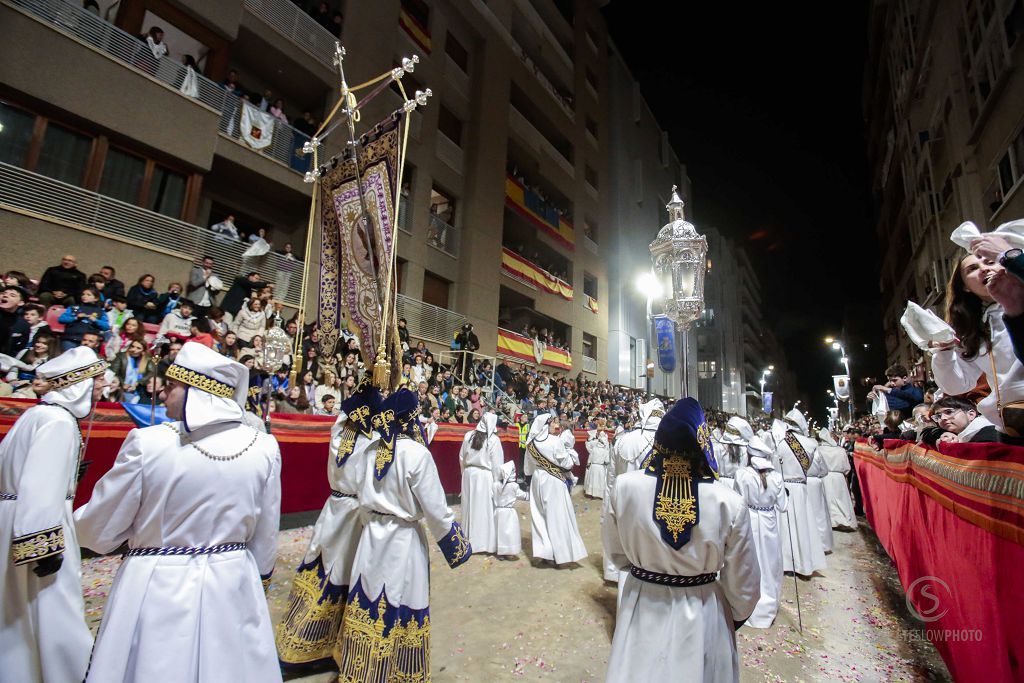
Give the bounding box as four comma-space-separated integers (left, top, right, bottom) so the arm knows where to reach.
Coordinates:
932, 248, 1024, 435
458, 412, 502, 555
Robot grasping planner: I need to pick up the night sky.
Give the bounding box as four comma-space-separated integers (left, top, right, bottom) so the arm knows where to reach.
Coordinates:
602, 2, 883, 420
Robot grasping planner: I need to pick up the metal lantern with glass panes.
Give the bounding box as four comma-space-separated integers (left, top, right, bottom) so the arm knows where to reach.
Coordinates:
649, 186, 708, 397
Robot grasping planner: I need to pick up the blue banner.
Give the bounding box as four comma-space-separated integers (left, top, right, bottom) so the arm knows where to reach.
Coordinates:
763, 391, 773, 415
655, 315, 676, 373
121, 402, 170, 427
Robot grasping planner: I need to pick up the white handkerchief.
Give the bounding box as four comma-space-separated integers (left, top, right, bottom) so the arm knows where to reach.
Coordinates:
900, 301, 956, 351
950, 219, 1024, 251
871, 391, 889, 417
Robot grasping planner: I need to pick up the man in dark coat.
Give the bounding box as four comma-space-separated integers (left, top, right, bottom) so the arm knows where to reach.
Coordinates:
37, 255, 87, 307
454, 323, 479, 384
0, 286, 30, 356
99, 266, 126, 300
220, 272, 269, 316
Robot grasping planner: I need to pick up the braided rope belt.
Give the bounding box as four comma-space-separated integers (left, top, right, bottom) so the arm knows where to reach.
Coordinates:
330, 490, 357, 499
0, 492, 74, 501
629, 566, 717, 587
748, 504, 775, 512
125, 542, 246, 557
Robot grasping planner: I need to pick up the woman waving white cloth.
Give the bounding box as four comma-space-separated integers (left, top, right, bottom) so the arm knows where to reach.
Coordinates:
526, 414, 587, 565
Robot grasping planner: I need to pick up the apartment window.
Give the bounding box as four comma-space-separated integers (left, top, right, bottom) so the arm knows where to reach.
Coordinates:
422, 270, 451, 309
36, 122, 92, 186
584, 164, 598, 190
401, 0, 430, 29
585, 115, 598, 141
147, 165, 187, 218
585, 67, 598, 93
437, 105, 463, 147
995, 128, 1024, 200
396, 257, 407, 293
99, 147, 147, 205
0, 103, 36, 167
583, 272, 598, 299
445, 33, 469, 72
584, 219, 598, 243
697, 360, 717, 380
582, 332, 597, 360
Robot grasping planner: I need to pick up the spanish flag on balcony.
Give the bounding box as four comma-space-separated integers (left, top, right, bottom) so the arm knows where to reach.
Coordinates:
505, 175, 575, 249
497, 329, 572, 370
399, 8, 432, 53
586, 295, 599, 313
501, 248, 573, 300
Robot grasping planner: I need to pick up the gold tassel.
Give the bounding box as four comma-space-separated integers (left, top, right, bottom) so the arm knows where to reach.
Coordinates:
372, 345, 391, 389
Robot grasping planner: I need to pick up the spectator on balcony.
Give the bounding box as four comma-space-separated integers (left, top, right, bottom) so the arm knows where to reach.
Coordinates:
269, 99, 288, 124
22, 303, 50, 346
144, 26, 169, 60
247, 227, 270, 245
210, 215, 240, 243
156, 282, 186, 320
222, 70, 244, 97
83, 0, 100, 15
187, 256, 223, 316
38, 254, 87, 307
110, 339, 154, 404
397, 317, 410, 351
330, 11, 343, 36
127, 274, 161, 324
231, 298, 268, 346
311, 2, 333, 32
0, 286, 30, 356
221, 272, 269, 316
97, 266, 125, 300
58, 287, 110, 352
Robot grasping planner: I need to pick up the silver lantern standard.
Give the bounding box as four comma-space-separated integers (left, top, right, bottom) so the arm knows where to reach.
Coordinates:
649, 186, 707, 398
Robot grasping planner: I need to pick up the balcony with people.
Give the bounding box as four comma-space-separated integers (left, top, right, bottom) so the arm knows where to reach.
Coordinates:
505, 152, 576, 254
500, 218, 573, 307
241, 0, 342, 71
497, 285, 573, 372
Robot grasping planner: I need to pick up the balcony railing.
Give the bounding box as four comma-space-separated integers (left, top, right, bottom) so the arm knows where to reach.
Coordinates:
243, 0, 338, 69
0, 162, 305, 306
395, 293, 465, 346
11, 0, 313, 175
426, 214, 459, 258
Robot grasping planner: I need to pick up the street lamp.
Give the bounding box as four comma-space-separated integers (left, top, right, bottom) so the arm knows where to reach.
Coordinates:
635, 272, 664, 399
649, 186, 708, 398
760, 366, 772, 415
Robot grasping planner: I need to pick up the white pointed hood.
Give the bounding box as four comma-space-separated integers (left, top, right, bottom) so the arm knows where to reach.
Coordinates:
637, 398, 665, 431
167, 342, 247, 432
37, 347, 106, 419
475, 411, 498, 437
784, 408, 808, 436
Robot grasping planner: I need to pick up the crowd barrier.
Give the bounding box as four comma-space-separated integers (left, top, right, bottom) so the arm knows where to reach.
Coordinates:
0, 399, 592, 515
853, 438, 1024, 682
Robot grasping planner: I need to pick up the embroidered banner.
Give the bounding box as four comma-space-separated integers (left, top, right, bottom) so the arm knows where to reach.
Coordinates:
240, 102, 275, 150
399, 8, 432, 53
496, 328, 572, 370
504, 175, 575, 249
763, 391, 773, 415
500, 247, 573, 300
833, 374, 851, 400
317, 119, 402, 382
655, 315, 676, 373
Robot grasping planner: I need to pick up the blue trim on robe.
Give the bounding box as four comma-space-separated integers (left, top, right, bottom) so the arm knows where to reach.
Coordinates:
346, 579, 430, 636
436, 521, 472, 568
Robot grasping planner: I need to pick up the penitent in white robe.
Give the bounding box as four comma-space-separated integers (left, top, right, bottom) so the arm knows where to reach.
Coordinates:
528, 435, 588, 565
75, 421, 282, 683
276, 415, 374, 666
605, 475, 761, 683
459, 428, 503, 554
583, 429, 610, 498
818, 443, 857, 530
806, 451, 834, 553
0, 404, 92, 683
733, 466, 787, 628
336, 435, 470, 682
602, 424, 657, 581
494, 462, 528, 556
775, 433, 827, 576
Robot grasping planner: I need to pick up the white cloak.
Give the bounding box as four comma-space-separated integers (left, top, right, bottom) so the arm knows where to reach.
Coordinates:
583, 429, 610, 498
806, 451, 834, 552
774, 432, 826, 576
602, 424, 657, 581
528, 435, 587, 564
75, 421, 282, 683
493, 463, 528, 556
733, 466, 787, 628
276, 416, 374, 665
459, 428, 503, 554
0, 404, 92, 683
337, 435, 469, 683
605, 474, 761, 683
817, 443, 857, 529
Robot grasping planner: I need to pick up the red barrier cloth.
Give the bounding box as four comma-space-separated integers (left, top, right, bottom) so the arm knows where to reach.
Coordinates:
854, 439, 1024, 682
0, 399, 594, 516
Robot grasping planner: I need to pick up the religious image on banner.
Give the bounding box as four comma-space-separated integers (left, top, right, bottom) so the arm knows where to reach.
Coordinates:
654, 315, 676, 373
833, 374, 851, 400
763, 391, 773, 415
317, 118, 402, 378
240, 102, 275, 150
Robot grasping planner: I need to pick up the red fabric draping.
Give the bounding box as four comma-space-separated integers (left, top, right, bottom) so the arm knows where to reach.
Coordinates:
854, 439, 1024, 682
0, 399, 595, 516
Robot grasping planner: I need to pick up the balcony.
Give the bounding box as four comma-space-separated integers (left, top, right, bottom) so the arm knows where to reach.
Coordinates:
500, 247, 572, 301
243, 0, 338, 69
0, 162, 306, 306
435, 134, 463, 174
395, 293, 465, 346
11, 0, 314, 176
426, 214, 459, 258
582, 355, 597, 375
508, 105, 574, 179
